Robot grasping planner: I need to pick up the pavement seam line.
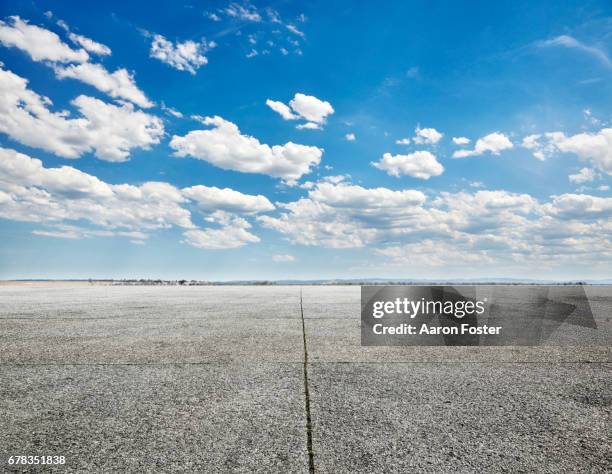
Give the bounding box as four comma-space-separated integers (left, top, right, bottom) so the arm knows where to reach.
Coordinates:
300, 288, 316, 474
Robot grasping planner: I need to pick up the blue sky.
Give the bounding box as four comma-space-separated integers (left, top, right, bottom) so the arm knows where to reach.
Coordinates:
0, 0, 610, 280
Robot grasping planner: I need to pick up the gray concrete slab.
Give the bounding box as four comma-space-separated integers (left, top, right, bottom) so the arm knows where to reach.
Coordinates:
308, 362, 611, 473
301, 286, 612, 363
0, 317, 304, 363
0, 285, 304, 363
0, 285, 302, 320
1, 284, 610, 472
0, 364, 308, 473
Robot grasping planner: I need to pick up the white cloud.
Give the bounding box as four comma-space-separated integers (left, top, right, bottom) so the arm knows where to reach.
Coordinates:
259, 180, 560, 260
522, 134, 541, 149
260, 181, 612, 271
32, 224, 147, 241
150, 34, 212, 74
296, 122, 321, 130
452, 136, 470, 145
372, 151, 444, 179
259, 181, 428, 248
542, 193, 612, 219
265, 99, 298, 120
0, 147, 193, 232
453, 132, 513, 158
413, 126, 443, 145
272, 254, 295, 262
267, 93, 334, 129
246, 49, 258, 58
548, 128, 612, 175
169, 116, 323, 183
569, 168, 597, 184
67, 32, 111, 56
309, 181, 426, 208
345, 133, 356, 141
183, 217, 260, 249
0, 68, 163, 161
53, 63, 153, 108
0, 17, 150, 108
0, 16, 88, 63
0, 147, 273, 249
266, 8, 282, 23
395, 138, 411, 145
522, 128, 612, 174
182, 185, 274, 214
224, 3, 262, 21
538, 35, 611, 68
289, 93, 334, 124
286, 24, 305, 38
521, 134, 548, 160
161, 102, 183, 118
375, 240, 495, 267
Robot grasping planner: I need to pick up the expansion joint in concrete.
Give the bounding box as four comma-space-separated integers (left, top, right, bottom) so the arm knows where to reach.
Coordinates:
300, 289, 316, 474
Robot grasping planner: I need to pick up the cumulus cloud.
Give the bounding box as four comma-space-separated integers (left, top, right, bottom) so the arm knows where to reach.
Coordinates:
67, 32, 111, 56
183, 217, 260, 249
345, 133, 356, 141
150, 34, 213, 74
413, 126, 443, 145
453, 132, 513, 158
266, 93, 334, 129
0, 17, 151, 108
265, 99, 298, 120
169, 116, 323, 183
0, 16, 88, 63
522, 128, 612, 174
569, 168, 598, 184
309, 181, 426, 208
548, 128, 612, 175
296, 122, 321, 130
272, 254, 295, 262
258, 182, 526, 248
0, 68, 163, 161
182, 185, 274, 214
0, 147, 192, 232
372, 151, 444, 179
259, 177, 611, 270
542, 193, 612, 220
259, 180, 428, 248
0, 147, 273, 249
452, 136, 470, 145
375, 240, 495, 267
290, 93, 334, 124
53, 63, 153, 108
56, 17, 111, 56
395, 138, 411, 145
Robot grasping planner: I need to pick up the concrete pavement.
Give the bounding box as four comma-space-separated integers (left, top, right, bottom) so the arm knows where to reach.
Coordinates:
0, 284, 610, 472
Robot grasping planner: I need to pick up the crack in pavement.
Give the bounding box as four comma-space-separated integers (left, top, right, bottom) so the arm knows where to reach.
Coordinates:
300, 288, 316, 473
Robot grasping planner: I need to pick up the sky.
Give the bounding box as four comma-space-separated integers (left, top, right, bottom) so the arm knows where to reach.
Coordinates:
0, 0, 610, 281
